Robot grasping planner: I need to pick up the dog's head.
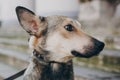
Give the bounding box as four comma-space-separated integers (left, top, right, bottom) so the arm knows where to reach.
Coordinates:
16, 6, 104, 63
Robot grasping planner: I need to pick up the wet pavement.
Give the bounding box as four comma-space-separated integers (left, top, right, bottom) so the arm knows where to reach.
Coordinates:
74, 65, 120, 80
101, 49, 120, 57
0, 62, 23, 80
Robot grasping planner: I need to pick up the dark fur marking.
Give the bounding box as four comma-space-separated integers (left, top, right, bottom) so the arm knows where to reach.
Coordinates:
39, 60, 74, 80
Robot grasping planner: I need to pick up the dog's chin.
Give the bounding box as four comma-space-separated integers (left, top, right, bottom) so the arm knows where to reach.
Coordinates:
71, 50, 100, 58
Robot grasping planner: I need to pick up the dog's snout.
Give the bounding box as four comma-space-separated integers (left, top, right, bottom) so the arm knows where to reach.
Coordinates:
71, 38, 105, 58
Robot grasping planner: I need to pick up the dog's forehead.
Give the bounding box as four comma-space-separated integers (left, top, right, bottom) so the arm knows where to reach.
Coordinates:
46, 16, 67, 27
46, 15, 81, 27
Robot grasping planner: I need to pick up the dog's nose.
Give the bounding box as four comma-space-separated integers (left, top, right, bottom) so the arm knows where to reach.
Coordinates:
98, 42, 105, 51
92, 38, 105, 52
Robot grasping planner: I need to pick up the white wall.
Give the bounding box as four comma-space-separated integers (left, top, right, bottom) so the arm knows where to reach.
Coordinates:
35, 0, 79, 18
0, 0, 2, 21
78, 0, 100, 21
0, 0, 35, 26
1, 0, 35, 21
115, 4, 120, 17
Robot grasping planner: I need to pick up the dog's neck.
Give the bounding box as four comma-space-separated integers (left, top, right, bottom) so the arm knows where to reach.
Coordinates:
24, 50, 74, 80
33, 49, 66, 65
35, 59, 74, 80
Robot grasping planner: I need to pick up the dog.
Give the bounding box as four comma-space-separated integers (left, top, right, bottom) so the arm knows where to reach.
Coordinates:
16, 6, 104, 80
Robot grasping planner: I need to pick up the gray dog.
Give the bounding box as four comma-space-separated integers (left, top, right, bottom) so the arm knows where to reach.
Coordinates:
16, 6, 104, 80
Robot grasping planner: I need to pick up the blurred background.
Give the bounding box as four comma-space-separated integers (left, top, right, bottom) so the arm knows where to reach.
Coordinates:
0, 0, 120, 80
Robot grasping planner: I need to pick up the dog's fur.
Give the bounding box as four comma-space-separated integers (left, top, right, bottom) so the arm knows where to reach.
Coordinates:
16, 6, 104, 80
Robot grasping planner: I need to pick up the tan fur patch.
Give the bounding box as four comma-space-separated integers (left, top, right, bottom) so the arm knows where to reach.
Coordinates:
61, 30, 70, 39
61, 56, 74, 62
29, 36, 39, 49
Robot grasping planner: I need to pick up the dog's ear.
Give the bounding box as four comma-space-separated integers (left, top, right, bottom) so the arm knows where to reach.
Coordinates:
16, 6, 46, 36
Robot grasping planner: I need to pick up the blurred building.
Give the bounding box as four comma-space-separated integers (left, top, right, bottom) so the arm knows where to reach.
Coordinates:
0, 0, 79, 27
78, 0, 120, 21
78, 0, 120, 35
0, 0, 35, 27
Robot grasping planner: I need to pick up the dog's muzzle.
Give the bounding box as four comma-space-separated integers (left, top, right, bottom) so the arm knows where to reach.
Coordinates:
71, 38, 105, 58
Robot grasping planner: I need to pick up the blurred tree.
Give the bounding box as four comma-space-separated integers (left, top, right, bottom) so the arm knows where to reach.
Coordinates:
79, 0, 120, 5
104, 0, 120, 17
106, 0, 120, 6
79, 0, 93, 3
79, 0, 120, 18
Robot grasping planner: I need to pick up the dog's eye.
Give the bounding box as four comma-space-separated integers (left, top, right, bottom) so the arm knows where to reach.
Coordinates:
64, 24, 74, 32
39, 16, 45, 22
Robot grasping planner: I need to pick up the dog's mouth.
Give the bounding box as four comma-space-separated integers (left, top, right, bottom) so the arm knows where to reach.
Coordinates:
71, 50, 99, 58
